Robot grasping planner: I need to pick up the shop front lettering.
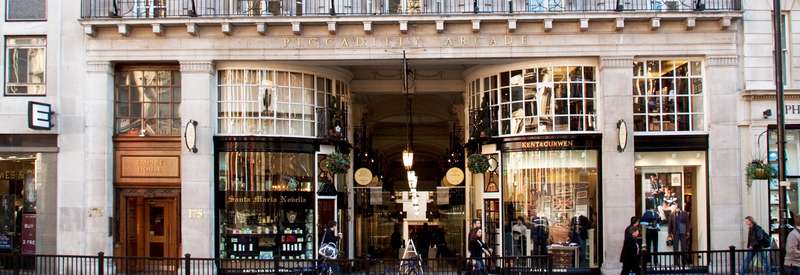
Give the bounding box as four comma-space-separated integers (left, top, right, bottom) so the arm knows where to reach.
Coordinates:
279, 35, 529, 49
0, 171, 25, 180
135, 159, 166, 175
518, 140, 575, 150
226, 195, 307, 203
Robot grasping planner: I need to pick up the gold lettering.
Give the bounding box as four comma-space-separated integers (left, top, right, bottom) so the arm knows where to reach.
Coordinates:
504, 35, 513, 46
282, 38, 292, 48
308, 38, 319, 48
444, 38, 454, 47
489, 38, 497, 46
324, 38, 334, 47
458, 36, 466, 46
356, 37, 367, 48
340, 37, 350, 47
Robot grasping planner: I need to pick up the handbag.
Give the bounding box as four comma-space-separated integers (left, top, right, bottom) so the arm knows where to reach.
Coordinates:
666, 234, 673, 247
318, 231, 338, 259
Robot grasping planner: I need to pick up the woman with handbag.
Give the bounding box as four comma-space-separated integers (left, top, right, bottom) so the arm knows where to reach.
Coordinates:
318, 221, 341, 274
469, 228, 492, 275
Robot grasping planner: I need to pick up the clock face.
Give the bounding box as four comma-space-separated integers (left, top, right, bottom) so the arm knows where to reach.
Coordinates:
617, 120, 628, 152
487, 157, 498, 172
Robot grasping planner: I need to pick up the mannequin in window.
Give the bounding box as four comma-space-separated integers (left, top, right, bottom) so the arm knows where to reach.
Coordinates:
663, 187, 677, 207
530, 213, 549, 256
647, 174, 663, 207
669, 207, 691, 264
511, 216, 528, 256
570, 213, 591, 267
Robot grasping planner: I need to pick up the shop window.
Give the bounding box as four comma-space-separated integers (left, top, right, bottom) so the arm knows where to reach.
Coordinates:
114, 68, 181, 136
6, 0, 46, 21
217, 151, 315, 260
0, 154, 36, 253
632, 60, 704, 132
634, 151, 708, 256
217, 69, 349, 138
468, 66, 596, 137
502, 149, 599, 268
4, 37, 46, 96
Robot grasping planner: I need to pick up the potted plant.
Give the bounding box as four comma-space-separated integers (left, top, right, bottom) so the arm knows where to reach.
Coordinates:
468, 154, 490, 174
746, 159, 774, 188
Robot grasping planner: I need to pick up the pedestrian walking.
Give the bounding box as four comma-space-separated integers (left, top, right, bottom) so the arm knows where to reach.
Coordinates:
741, 216, 772, 275
785, 216, 800, 275
620, 222, 642, 275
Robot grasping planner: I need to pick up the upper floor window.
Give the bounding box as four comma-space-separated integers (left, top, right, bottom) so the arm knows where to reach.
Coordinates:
115, 68, 182, 136
118, 0, 168, 18
217, 69, 349, 138
633, 60, 704, 133
5, 37, 46, 96
468, 66, 597, 137
6, 0, 46, 21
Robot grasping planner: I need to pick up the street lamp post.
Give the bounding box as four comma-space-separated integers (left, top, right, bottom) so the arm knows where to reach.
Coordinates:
772, 0, 788, 265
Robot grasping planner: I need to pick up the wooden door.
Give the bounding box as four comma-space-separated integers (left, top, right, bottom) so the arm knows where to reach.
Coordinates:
144, 199, 176, 258
118, 192, 179, 272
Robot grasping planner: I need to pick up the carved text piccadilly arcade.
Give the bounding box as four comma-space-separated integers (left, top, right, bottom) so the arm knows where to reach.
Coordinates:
280, 35, 530, 49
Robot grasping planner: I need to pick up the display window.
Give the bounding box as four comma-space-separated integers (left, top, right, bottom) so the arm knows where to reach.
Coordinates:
114, 67, 181, 136
0, 154, 36, 253
217, 151, 315, 260
468, 65, 597, 137
217, 69, 349, 138
767, 128, 800, 232
632, 59, 704, 133
501, 149, 599, 269
634, 151, 708, 258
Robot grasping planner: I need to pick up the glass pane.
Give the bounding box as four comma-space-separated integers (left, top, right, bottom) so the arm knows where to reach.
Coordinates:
646, 61, 660, 77
674, 61, 689, 77
691, 114, 704, 131
633, 97, 646, 113
648, 115, 660, 131
510, 70, 523, 86
554, 116, 568, 131
583, 66, 595, 81
634, 115, 646, 131
569, 66, 582, 81
570, 116, 583, 131
691, 96, 704, 113
158, 103, 170, 117
585, 83, 595, 98
691, 78, 703, 94
511, 103, 523, 118
554, 84, 568, 98
663, 96, 675, 113
117, 103, 129, 117
662, 114, 675, 131
117, 87, 129, 102
677, 114, 690, 131
676, 96, 690, 113
555, 100, 567, 115
633, 62, 644, 77
524, 69, 537, 84
585, 100, 595, 114
675, 78, 688, 95
143, 103, 157, 118
690, 61, 702, 76
570, 83, 583, 98
500, 72, 510, 87
569, 100, 583, 115
552, 67, 567, 82
647, 97, 661, 114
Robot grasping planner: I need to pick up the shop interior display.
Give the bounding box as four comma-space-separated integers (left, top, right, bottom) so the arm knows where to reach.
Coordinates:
218, 151, 315, 260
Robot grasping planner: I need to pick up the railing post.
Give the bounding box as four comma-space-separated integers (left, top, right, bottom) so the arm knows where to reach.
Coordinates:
97, 251, 105, 275
12, 251, 19, 275
184, 253, 191, 275
641, 246, 649, 275
473, 0, 478, 13
729, 246, 736, 274
507, 0, 512, 13
329, 0, 336, 15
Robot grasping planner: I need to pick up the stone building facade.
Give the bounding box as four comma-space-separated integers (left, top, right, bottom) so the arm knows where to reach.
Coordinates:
0, 0, 758, 273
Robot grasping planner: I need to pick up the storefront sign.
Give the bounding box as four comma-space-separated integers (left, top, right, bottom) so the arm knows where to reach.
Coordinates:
617, 120, 628, 152
21, 214, 36, 254
184, 120, 198, 153
504, 140, 575, 151
27, 101, 53, 130
786, 104, 800, 120
0, 235, 11, 251
0, 171, 26, 180
279, 34, 532, 49
354, 168, 373, 186
120, 156, 180, 178
444, 167, 464, 186
226, 194, 310, 204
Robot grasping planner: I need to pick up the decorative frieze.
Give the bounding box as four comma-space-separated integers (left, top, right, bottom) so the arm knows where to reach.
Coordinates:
600, 56, 634, 68
86, 61, 113, 73
707, 56, 737, 67
180, 61, 214, 74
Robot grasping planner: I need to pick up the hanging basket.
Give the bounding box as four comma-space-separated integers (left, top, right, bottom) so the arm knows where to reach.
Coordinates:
324, 152, 350, 175
746, 159, 774, 180
468, 154, 490, 174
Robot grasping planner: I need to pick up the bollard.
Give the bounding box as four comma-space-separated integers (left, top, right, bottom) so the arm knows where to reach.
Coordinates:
184, 253, 191, 275
729, 246, 736, 274
97, 251, 105, 275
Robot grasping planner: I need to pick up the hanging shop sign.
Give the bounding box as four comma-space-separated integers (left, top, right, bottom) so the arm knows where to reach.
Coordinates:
27, 101, 53, 130
184, 120, 198, 153
617, 119, 628, 152
445, 167, 465, 186
354, 168, 373, 186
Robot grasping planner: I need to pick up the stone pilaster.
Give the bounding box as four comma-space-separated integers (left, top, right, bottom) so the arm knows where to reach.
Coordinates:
598, 56, 635, 274
706, 55, 743, 249
179, 60, 216, 257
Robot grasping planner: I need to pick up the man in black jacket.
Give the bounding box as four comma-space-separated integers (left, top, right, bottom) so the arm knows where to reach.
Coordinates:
741, 216, 772, 275
620, 221, 641, 275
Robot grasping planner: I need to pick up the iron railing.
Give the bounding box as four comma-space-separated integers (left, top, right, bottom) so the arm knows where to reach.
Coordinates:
81, 0, 740, 18
0, 253, 552, 274
641, 246, 779, 274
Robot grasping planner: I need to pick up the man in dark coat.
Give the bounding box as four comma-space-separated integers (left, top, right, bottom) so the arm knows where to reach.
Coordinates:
620, 222, 641, 275
741, 216, 772, 275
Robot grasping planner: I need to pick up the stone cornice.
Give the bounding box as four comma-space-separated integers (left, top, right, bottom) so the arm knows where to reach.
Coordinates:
706, 55, 738, 67
180, 61, 214, 73
86, 61, 113, 73
600, 56, 634, 68
742, 89, 800, 101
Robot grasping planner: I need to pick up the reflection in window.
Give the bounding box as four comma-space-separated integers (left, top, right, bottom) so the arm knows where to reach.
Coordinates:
502, 150, 599, 268
114, 68, 181, 136
468, 66, 596, 137
217, 69, 349, 138
5, 37, 46, 95
633, 60, 703, 132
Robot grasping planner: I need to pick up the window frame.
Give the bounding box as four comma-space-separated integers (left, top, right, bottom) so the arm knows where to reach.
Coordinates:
5, 0, 47, 22
782, 12, 791, 87
113, 65, 182, 137
4, 36, 47, 96
632, 58, 706, 135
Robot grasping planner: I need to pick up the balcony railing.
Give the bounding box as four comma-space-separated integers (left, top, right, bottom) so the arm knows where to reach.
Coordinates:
81, 0, 739, 18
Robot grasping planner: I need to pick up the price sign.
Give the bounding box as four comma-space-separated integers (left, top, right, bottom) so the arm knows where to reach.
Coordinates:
21, 214, 36, 254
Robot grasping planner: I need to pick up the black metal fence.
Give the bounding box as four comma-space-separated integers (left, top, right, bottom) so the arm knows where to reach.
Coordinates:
81, 0, 740, 18
641, 246, 779, 274
0, 253, 552, 274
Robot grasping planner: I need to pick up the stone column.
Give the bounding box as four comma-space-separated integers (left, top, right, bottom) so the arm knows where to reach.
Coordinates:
706, 56, 743, 249
598, 56, 635, 273
59, 60, 114, 255
179, 61, 216, 257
